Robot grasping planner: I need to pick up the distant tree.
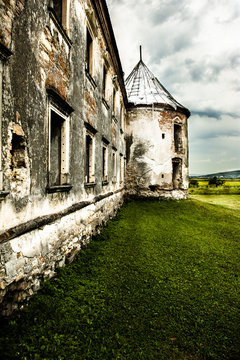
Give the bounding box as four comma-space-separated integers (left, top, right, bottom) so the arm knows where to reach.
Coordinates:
208, 176, 224, 187
189, 179, 199, 188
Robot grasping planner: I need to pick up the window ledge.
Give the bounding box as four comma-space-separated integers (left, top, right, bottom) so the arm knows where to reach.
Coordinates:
0, 191, 9, 200
85, 70, 97, 89
84, 182, 96, 188
112, 114, 118, 123
102, 97, 110, 110
47, 185, 72, 193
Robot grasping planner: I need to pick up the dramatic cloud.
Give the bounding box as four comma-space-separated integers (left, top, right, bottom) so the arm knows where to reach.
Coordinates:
107, 0, 240, 174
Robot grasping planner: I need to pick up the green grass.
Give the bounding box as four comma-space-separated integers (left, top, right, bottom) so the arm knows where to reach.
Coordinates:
1, 200, 240, 360
191, 195, 240, 212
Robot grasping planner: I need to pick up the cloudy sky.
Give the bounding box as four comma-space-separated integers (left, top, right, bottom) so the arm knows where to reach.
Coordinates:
107, 0, 240, 175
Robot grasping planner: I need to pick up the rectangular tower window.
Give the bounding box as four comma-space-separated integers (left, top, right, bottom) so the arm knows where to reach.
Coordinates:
86, 28, 93, 76
174, 124, 182, 153
49, 108, 70, 187
162, 133, 165, 139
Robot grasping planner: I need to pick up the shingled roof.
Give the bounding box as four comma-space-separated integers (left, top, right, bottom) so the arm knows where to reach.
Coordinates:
125, 59, 188, 113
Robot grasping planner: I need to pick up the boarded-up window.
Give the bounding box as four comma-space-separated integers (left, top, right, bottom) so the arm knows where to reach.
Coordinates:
86, 28, 93, 75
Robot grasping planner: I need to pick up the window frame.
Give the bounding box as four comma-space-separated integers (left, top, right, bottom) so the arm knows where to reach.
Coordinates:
85, 131, 95, 185
47, 103, 71, 192
86, 27, 93, 76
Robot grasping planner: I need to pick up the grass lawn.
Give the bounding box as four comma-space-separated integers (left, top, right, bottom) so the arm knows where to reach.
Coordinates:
191, 195, 240, 212
1, 200, 240, 360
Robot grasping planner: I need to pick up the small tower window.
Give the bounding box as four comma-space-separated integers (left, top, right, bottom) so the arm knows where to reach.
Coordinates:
162, 133, 165, 139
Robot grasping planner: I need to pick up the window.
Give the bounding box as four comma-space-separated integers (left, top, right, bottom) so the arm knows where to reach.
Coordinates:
112, 150, 116, 183
174, 124, 182, 152
85, 133, 95, 183
102, 145, 108, 182
86, 28, 93, 76
120, 154, 124, 183
172, 158, 182, 189
0, 60, 3, 190
51, 0, 69, 32
102, 65, 107, 99
49, 107, 70, 187
112, 88, 116, 115
162, 133, 165, 139
120, 105, 124, 131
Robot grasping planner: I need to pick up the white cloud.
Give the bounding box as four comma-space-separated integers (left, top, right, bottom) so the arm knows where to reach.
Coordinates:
107, 0, 240, 174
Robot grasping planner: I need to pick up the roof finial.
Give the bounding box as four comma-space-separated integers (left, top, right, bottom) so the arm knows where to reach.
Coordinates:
140, 45, 142, 61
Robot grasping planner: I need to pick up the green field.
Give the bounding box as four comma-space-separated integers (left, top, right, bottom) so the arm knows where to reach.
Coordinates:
191, 194, 240, 212
189, 178, 240, 195
1, 200, 240, 360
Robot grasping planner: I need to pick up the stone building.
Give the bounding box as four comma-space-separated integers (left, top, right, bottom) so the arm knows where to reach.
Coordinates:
0, 0, 190, 315
125, 53, 190, 199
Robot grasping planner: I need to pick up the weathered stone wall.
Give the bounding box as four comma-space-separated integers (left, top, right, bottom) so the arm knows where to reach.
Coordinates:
0, 191, 123, 316
0, 0, 127, 315
125, 106, 189, 199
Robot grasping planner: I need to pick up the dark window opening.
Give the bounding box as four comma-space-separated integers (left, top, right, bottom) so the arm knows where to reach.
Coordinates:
103, 65, 107, 99
85, 134, 93, 183
52, 0, 62, 24
174, 124, 182, 153
102, 146, 107, 181
162, 174, 164, 178
112, 88, 116, 115
86, 28, 93, 75
50, 111, 64, 186
10, 133, 26, 170
112, 151, 116, 182
162, 133, 165, 139
172, 159, 182, 189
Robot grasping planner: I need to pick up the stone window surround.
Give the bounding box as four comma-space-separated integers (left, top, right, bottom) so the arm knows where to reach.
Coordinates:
46, 88, 74, 193
0, 43, 13, 200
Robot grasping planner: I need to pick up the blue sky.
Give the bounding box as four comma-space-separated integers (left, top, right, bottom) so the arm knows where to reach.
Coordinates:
107, 0, 240, 175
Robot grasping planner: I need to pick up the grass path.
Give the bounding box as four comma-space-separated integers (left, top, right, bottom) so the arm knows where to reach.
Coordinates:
1, 200, 240, 359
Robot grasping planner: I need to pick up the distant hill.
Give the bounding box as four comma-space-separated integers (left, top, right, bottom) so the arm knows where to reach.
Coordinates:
190, 170, 240, 179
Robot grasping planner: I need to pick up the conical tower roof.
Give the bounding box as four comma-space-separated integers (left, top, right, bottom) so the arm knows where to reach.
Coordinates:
125, 59, 187, 112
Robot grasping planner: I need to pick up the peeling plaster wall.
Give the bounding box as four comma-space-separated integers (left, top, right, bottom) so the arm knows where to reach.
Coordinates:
125, 106, 189, 199
0, 0, 126, 315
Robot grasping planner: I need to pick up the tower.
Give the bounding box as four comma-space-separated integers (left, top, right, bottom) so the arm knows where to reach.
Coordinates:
125, 53, 190, 199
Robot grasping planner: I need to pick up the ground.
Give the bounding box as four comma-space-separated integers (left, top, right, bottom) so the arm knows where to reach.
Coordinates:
0, 198, 240, 360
